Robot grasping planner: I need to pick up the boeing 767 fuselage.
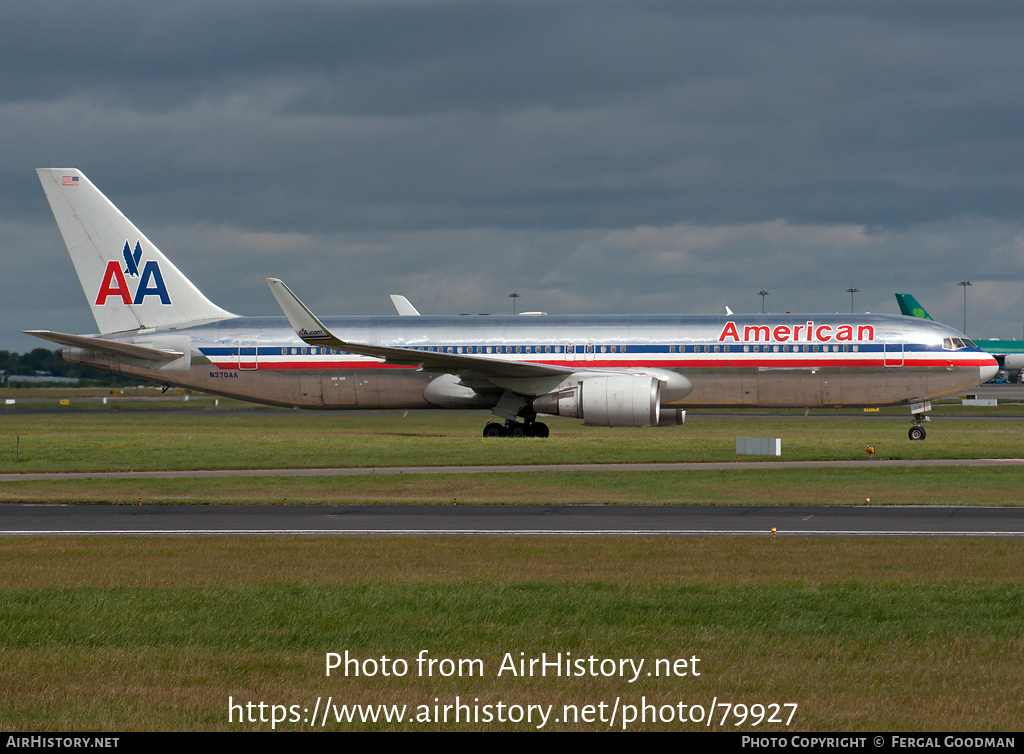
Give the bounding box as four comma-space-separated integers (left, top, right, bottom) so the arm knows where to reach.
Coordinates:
29, 169, 997, 440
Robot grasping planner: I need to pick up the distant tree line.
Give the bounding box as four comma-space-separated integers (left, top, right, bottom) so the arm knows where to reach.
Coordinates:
0, 348, 151, 387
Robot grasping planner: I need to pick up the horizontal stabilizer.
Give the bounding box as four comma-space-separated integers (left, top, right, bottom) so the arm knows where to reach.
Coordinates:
24, 330, 185, 362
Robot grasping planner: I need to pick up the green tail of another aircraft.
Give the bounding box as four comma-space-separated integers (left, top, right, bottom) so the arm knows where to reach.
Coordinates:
895, 293, 933, 320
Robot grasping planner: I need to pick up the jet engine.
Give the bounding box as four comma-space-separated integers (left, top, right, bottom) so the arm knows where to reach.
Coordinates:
531, 374, 662, 427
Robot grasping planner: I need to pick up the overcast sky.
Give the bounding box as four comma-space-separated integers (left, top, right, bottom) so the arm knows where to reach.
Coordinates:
4, 0, 1024, 350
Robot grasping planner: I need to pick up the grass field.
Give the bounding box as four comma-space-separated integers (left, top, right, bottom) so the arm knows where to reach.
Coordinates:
1, 466, 1023, 506
1, 537, 1022, 731
2, 405, 1023, 506
1, 401, 1022, 731
1, 406, 1023, 475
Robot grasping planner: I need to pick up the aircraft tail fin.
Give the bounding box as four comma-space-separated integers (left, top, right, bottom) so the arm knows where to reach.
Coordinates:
895, 293, 933, 321
36, 168, 235, 334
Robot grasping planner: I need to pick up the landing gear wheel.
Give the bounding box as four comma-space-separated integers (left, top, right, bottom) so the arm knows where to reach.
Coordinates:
484, 420, 550, 438
483, 422, 507, 438
908, 426, 926, 441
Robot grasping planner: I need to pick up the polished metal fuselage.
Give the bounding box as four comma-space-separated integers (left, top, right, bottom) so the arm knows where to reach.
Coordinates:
61, 313, 997, 410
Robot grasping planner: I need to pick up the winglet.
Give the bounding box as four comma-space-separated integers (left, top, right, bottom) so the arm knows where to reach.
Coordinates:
389, 294, 421, 316
265, 278, 346, 348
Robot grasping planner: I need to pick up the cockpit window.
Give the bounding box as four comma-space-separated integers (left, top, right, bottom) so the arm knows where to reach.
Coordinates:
942, 337, 975, 350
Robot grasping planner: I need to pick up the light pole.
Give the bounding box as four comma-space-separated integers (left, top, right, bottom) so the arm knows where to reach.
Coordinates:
758, 289, 769, 314
508, 290, 520, 315
958, 281, 971, 333
846, 287, 859, 313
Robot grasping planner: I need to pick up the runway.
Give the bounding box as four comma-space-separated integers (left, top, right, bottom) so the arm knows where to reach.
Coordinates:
2, 503, 1023, 537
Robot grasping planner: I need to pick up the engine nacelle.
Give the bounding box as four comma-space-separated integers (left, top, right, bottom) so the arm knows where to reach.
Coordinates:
532, 374, 662, 427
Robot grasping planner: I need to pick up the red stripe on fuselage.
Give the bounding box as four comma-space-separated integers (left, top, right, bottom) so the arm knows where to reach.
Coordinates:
208, 356, 992, 371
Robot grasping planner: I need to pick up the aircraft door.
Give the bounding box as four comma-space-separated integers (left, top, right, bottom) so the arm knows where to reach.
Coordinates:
237, 338, 258, 371
883, 332, 904, 367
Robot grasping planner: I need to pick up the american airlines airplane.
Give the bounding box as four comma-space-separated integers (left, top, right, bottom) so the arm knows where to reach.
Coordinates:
29, 169, 997, 441
897, 293, 1024, 378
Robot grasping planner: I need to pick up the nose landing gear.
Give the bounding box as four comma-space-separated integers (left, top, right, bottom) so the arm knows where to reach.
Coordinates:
908, 401, 931, 441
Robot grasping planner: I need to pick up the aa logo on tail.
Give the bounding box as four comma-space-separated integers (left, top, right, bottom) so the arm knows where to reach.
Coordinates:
95, 241, 172, 306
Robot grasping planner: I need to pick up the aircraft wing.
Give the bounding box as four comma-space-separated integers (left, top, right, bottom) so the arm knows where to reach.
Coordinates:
266, 278, 576, 379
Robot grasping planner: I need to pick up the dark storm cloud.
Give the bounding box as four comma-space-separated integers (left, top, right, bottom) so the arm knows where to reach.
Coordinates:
3, 1, 1024, 347
6, 0, 1024, 228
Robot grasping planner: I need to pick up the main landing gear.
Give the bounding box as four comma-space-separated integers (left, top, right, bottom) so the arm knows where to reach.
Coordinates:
482, 420, 550, 438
